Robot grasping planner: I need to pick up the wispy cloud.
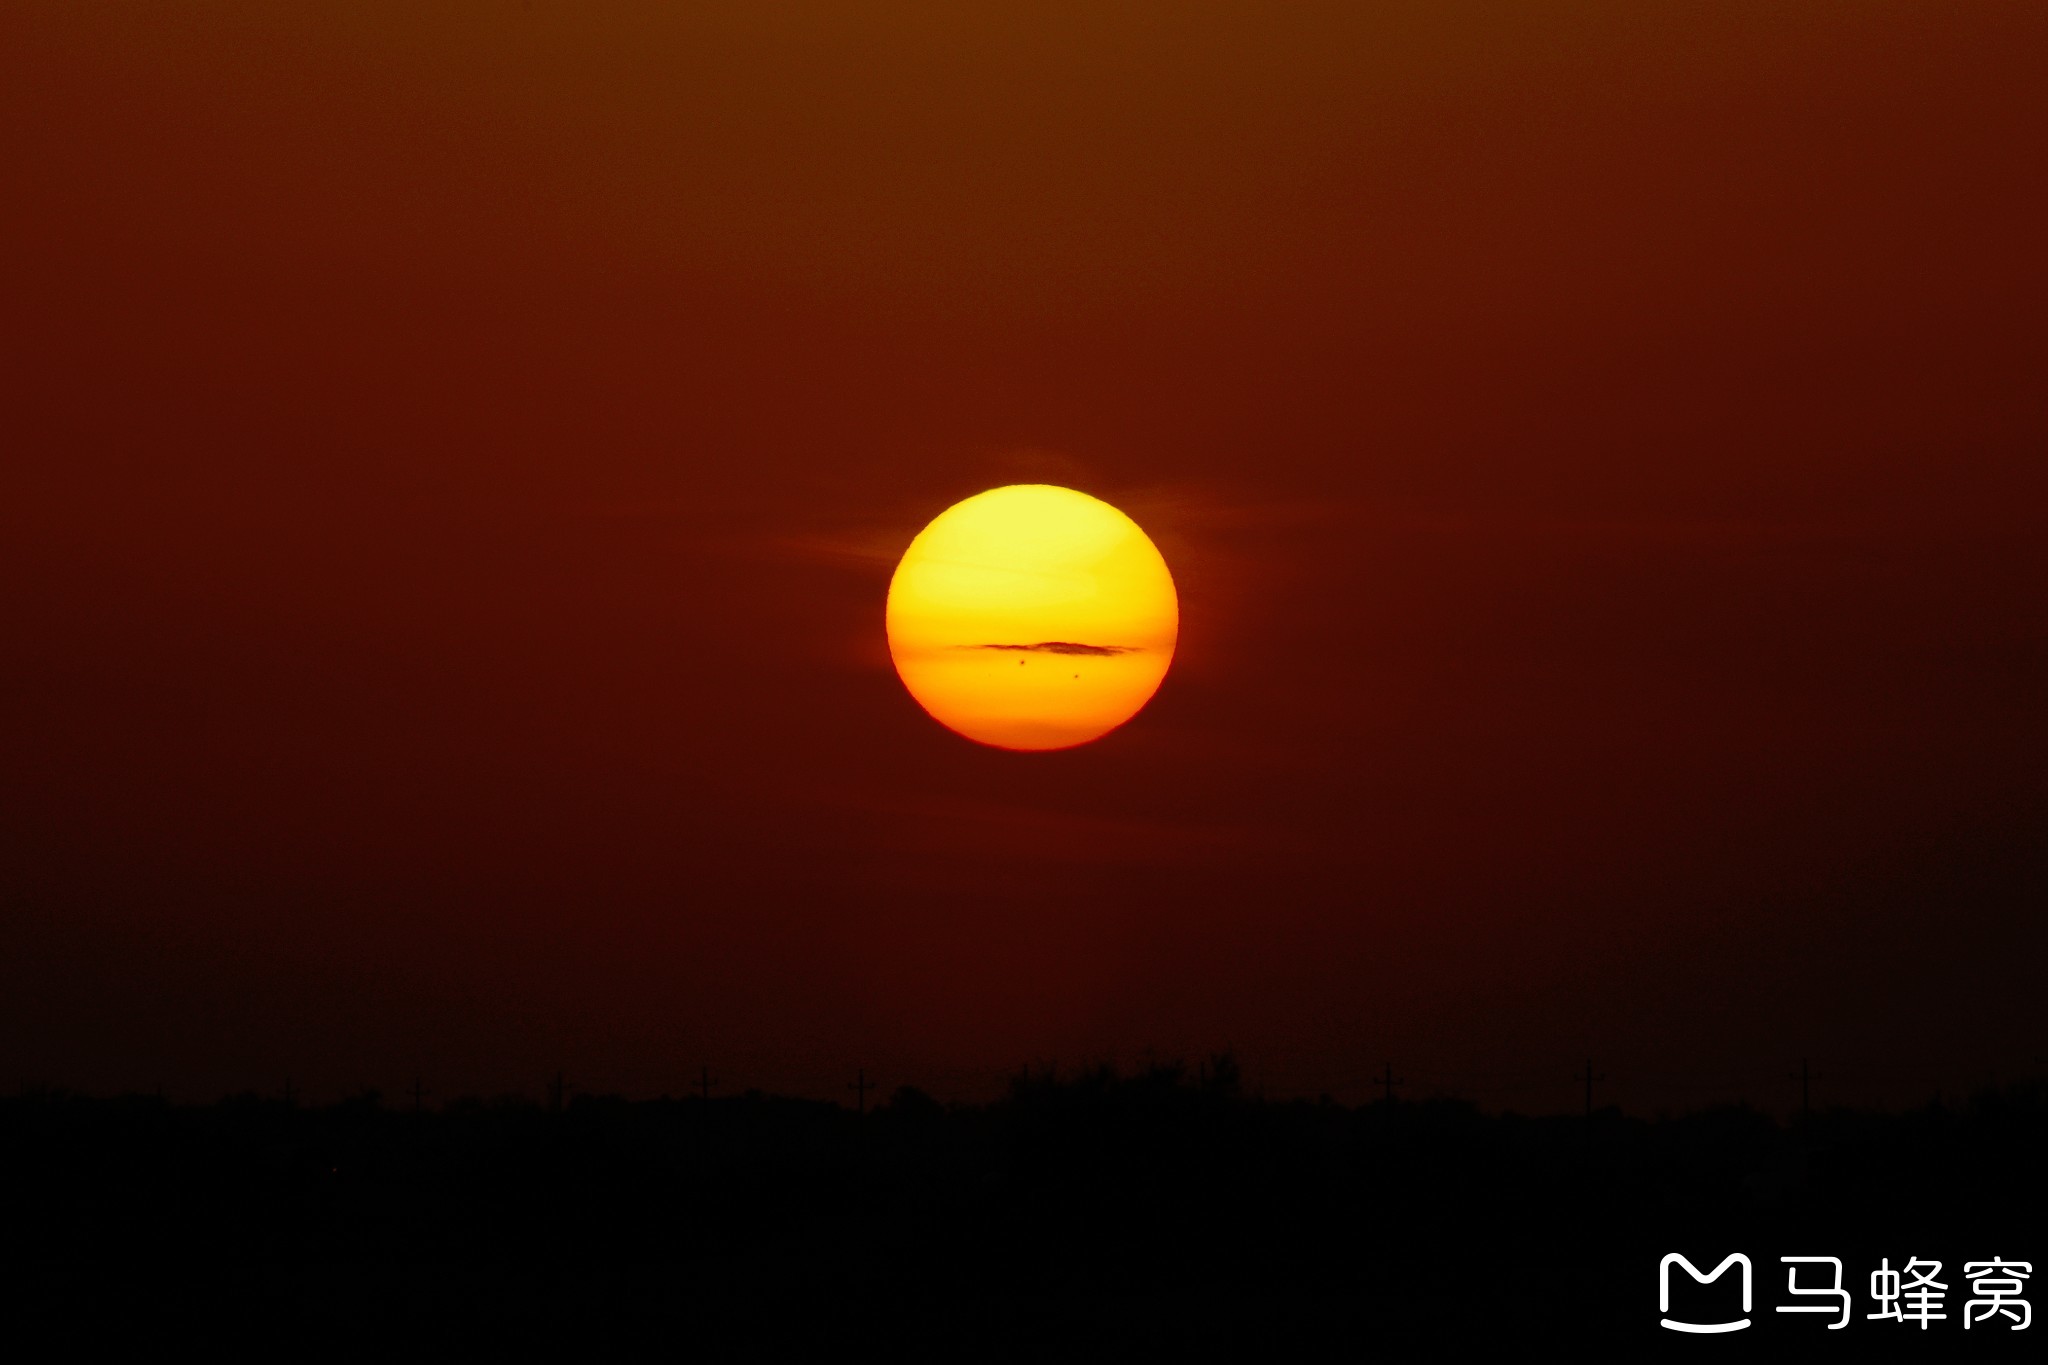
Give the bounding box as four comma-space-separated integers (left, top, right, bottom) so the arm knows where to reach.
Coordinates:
966, 642, 1136, 656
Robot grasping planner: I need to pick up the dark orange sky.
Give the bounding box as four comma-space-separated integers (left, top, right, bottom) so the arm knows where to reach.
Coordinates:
4, 2, 2043, 1111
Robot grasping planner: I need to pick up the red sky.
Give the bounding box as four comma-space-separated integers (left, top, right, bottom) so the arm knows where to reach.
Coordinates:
4, 2, 2043, 1112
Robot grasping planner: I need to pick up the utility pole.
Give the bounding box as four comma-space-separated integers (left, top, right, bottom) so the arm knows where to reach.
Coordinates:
698, 1065, 716, 1107
1582, 1060, 1606, 1120
1786, 1058, 1816, 1126
408, 1076, 428, 1114
548, 1071, 569, 1112
1376, 1061, 1403, 1107
849, 1068, 873, 1117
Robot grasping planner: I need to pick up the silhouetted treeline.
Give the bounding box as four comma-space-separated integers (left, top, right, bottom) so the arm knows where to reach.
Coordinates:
5, 1064, 2042, 1349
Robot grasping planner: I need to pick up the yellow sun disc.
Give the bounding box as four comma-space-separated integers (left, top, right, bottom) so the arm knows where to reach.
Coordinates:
886, 485, 1178, 751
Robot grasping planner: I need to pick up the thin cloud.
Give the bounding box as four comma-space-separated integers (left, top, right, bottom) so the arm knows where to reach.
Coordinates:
966, 642, 1136, 656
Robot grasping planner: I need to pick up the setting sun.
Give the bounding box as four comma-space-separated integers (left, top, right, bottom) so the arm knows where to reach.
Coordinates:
885, 485, 1178, 750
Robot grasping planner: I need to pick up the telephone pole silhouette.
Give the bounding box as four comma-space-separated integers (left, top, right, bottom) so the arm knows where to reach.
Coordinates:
1375, 1062, 1404, 1107
408, 1077, 428, 1114
697, 1065, 716, 1107
1581, 1060, 1606, 1120
548, 1071, 571, 1112
849, 1069, 874, 1117
1787, 1058, 1817, 1126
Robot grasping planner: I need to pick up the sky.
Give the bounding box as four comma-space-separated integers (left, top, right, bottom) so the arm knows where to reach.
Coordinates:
4, 1, 2043, 1113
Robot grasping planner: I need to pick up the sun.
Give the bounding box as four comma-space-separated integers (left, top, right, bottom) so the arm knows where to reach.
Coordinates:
885, 485, 1178, 751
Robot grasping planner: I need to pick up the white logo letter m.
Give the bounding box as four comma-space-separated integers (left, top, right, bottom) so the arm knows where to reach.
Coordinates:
1660, 1253, 1753, 1333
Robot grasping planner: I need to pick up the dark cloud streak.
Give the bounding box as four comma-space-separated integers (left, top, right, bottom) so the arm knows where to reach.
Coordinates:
969, 643, 1135, 656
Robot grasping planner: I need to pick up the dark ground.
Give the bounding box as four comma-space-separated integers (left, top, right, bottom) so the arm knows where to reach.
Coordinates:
5, 1063, 2041, 1354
